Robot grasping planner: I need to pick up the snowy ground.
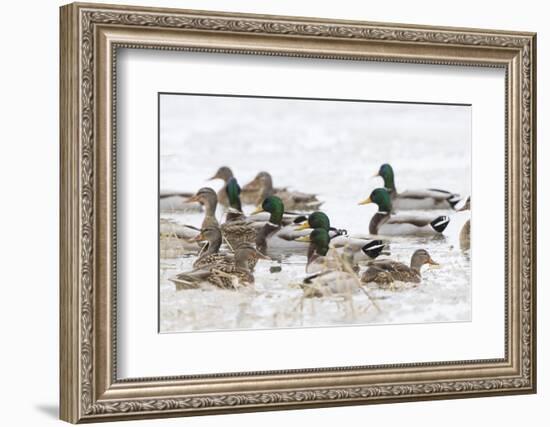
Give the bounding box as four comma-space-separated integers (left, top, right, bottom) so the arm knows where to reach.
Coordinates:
159, 94, 472, 333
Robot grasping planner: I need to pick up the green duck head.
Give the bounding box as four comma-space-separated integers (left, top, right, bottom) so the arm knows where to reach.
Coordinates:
295, 211, 330, 231
225, 177, 242, 212
297, 228, 330, 256
251, 195, 285, 225
359, 188, 393, 213
376, 163, 396, 192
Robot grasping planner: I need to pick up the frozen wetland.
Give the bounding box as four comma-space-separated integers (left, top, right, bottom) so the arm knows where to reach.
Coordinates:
159, 94, 472, 333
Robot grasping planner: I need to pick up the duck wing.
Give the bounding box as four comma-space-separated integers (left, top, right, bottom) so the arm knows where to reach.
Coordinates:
395, 188, 461, 210
362, 259, 419, 284
208, 265, 254, 289
169, 268, 212, 290
275, 189, 323, 211
220, 220, 256, 246
193, 253, 233, 269
386, 214, 433, 227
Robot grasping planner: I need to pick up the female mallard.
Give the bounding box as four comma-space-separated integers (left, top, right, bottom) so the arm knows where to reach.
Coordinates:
375, 163, 460, 210
160, 187, 218, 253
242, 171, 323, 211
458, 196, 471, 251
192, 225, 258, 270
187, 184, 255, 249
294, 211, 386, 262
361, 249, 438, 285
186, 187, 219, 229
208, 166, 234, 207
359, 188, 450, 236
251, 196, 306, 255
170, 243, 269, 290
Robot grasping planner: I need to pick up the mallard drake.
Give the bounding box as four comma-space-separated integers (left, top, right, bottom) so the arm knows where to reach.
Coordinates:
294, 211, 386, 263
359, 188, 450, 236
295, 228, 356, 274
169, 243, 269, 290
208, 166, 234, 207
251, 196, 306, 255
192, 225, 258, 270
458, 196, 470, 251
375, 163, 460, 210
242, 171, 323, 211
361, 249, 438, 285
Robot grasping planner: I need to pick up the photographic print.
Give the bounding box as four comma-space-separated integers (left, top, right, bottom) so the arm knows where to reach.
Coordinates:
159, 93, 472, 333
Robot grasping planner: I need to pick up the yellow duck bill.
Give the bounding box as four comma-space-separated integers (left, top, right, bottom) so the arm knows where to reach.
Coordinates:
294, 221, 311, 231
250, 205, 264, 215
358, 196, 372, 205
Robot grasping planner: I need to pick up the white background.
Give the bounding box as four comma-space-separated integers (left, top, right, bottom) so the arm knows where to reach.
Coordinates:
118, 50, 503, 377
0, 0, 545, 426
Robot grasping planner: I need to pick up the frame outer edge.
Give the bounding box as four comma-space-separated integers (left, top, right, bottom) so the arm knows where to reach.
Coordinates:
60, 3, 81, 424
529, 33, 537, 393
59, 2, 537, 422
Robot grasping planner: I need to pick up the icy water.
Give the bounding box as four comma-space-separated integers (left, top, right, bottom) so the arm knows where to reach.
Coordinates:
159, 94, 472, 333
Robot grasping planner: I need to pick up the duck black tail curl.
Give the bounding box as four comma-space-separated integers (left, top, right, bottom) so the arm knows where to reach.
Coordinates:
361, 240, 385, 259
447, 195, 461, 209
431, 216, 450, 233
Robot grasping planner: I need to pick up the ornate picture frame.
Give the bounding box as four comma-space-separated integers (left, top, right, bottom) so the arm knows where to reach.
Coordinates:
60, 2, 536, 423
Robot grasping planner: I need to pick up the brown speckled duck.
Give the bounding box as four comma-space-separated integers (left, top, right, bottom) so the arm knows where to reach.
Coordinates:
361, 249, 438, 286
242, 171, 323, 211
169, 243, 269, 290
187, 183, 256, 249
192, 225, 258, 270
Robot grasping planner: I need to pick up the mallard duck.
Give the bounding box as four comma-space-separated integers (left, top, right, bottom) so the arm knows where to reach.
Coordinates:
186, 187, 219, 229
295, 228, 356, 274
375, 163, 460, 210
186, 185, 255, 249
359, 188, 450, 236
169, 243, 269, 290
251, 196, 307, 255
294, 211, 386, 263
219, 177, 256, 249
207, 166, 234, 207
242, 171, 323, 211
458, 196, 470, 251
361, 249, 438, 285
192, 225, 258, 270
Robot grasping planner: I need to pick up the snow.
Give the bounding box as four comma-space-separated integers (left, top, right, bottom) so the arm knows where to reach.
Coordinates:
159, 94, 472, 333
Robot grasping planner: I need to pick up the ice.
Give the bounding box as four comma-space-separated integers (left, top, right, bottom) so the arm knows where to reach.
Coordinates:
159, 95, 472, 333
